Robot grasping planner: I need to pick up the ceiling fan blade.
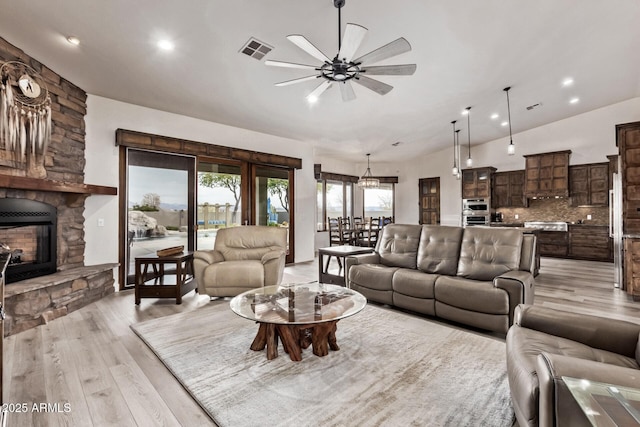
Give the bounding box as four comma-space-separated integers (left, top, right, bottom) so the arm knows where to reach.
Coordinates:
353, 37, 412, 65
353, 75, 393, 95
338, 23, 368, 62
287, 35, 331, 63
306, 80, 332, 102
339, 81, 356, 102
275, 75, 320, 87
361, 64, 417, 76
265, 60, 318, 70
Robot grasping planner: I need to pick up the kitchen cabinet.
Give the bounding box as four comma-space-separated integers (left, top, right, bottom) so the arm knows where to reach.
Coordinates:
568, 225, 612, 261
461, 167, 496, 199
537, 231, 568, 257
624, 238, 640, 301
617, 121, 640, 235
492, 170, 527, 208
569, 163, 609, 207
524, 150, 571, 198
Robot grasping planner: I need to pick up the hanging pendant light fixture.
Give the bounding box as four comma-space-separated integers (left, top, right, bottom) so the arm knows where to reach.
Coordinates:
451, 120, 458, 176
465, 106, 473, 167
455, 129, 461, 180
357, 153, 380, 188
504, 87, 515, 155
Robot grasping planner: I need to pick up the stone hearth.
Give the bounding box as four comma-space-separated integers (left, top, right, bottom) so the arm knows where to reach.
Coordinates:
4, 264, 117, 336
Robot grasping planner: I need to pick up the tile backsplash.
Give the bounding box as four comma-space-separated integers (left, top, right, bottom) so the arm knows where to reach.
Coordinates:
496, 198, 609, 225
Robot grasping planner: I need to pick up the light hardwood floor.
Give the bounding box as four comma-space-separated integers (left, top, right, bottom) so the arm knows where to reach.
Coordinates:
3, 257, 639, 426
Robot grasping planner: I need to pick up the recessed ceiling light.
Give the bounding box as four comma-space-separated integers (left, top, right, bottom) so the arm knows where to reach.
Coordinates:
501, 121, 509, 127
461, 109, 469, 115
562, 77, 574, 87
66, 36, 80, 46
157, 40, 175, 51
307, 95, 319, 104
490, 113, 499, 120
569, 97, 580, 104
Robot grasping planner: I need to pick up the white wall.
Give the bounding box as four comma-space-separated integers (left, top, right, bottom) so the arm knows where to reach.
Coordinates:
83, 95, 317, 279
395, 97, 640, 225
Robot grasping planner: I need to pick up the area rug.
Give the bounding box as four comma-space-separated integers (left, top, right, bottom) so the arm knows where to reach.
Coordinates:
131, 303, 514, 427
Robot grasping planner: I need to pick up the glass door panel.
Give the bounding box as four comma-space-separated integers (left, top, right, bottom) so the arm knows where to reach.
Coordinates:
125, 149, 195, 288
197, 161, 242, 250
253, 165, 293, 263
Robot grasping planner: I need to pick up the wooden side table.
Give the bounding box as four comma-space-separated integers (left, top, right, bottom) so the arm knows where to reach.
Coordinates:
318, 245, 375, 286
134, 251, 196, 305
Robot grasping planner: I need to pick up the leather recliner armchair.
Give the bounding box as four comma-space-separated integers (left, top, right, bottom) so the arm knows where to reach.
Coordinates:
506, 304, 640, 427
193, 226, 287, 297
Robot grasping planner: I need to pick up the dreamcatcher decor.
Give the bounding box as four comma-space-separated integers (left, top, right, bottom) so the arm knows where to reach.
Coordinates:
0, 60, 52, 173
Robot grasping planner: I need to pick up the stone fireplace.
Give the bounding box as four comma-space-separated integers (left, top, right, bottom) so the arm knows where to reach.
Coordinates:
1, 37, 117, 336
0, 198, 57, 283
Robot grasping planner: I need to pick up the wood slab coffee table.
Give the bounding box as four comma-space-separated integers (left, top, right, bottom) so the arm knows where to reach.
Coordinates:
230, 283, 366, 361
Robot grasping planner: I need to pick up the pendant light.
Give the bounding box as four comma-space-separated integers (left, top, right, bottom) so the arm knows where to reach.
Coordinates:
357, 153, 380, 188
504, 87, 515, 155
451, 120, 458, 176
455, 129, 461, 179
465, 106, 473, 167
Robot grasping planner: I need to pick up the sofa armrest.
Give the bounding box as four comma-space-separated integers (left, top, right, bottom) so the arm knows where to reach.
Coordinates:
261, 249, 285, 264
194, 250, 224, 265
494, 270, 535, 328
536, 352, 640, 427
345, 253, 381, 286
515, 304, 640, 358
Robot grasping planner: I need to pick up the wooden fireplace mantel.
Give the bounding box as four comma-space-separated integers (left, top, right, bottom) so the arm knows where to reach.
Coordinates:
0, 174, 117, 196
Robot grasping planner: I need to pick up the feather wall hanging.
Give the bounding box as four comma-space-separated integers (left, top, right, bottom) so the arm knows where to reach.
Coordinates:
0, 61, 51, 172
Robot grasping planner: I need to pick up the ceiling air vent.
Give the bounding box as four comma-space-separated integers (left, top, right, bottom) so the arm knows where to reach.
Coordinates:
240, 38, 273, 60
526, 102, 542, 111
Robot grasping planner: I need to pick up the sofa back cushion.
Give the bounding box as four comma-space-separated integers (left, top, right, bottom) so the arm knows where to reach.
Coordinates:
457, 227, 523, 281
214, 226, 287, 261
377, 224, 423, 269
417, 225, 463, 275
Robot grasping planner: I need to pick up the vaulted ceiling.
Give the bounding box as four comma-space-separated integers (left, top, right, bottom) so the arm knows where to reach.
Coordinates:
2, 0, 639, 162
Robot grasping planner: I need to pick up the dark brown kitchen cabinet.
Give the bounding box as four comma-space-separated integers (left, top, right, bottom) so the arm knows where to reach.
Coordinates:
537, 231, 568, 257
624, 238, 640, 301
524, 150, 571, 198
617, 121, 640, 235
568, 225, 612, 261
492, 170, 527, 208
569, 162, 609, 207
461, 167, 496, 199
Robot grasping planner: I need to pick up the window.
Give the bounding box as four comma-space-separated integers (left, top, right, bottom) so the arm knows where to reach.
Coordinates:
316, 178, 354, 231
364, 183, 394, 219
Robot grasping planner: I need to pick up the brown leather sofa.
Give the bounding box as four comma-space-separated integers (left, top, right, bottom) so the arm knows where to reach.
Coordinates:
506, 304, 640, 427
345, 224, 536, 333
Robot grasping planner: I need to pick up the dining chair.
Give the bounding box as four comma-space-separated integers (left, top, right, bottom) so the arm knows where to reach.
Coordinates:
357, 216, 381, 247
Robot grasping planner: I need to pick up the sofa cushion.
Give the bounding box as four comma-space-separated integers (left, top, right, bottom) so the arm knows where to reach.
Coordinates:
348, 264, 397, 291
434, 275, 509, 315
392, 268, 437, 299
416, 225, 463, 275
377, 224, 423, 269
457, 227, 523, 281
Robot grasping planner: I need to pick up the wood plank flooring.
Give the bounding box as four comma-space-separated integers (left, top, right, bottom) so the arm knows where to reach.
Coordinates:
3, 256, 639, 426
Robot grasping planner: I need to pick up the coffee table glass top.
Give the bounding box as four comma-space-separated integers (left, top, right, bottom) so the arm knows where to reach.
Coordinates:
563, 376, 640, 426
230, 283, 367, 325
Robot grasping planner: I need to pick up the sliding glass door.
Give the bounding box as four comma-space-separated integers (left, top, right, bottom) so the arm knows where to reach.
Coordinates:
253, 165, 294, 263
124, 149, 195, 288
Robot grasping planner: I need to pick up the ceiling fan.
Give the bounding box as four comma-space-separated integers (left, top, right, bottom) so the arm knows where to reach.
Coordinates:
265, 0, 417, 102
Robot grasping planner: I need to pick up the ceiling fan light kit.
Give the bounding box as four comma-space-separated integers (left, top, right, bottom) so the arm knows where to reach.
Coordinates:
266, 0, 416, 102
357, 153, 380, 188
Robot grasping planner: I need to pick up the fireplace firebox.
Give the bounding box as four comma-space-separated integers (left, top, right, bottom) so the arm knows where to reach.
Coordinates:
0, 198, 57, 283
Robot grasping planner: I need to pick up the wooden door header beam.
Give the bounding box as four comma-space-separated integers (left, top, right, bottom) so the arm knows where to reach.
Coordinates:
116, 129, 302, 169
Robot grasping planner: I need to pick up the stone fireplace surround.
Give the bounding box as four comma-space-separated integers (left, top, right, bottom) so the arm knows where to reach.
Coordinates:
1, 37, 117, 336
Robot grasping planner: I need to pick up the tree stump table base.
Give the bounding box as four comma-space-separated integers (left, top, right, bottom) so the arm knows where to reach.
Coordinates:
249, 320, 340, 361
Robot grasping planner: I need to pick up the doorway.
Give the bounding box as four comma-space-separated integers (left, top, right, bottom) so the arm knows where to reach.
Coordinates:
419, 177, 440, 224
123, 149, 195, 288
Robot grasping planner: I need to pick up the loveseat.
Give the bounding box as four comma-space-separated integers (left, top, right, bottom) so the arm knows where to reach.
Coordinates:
506, 304, 640, 427
345, 224, 536, 333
